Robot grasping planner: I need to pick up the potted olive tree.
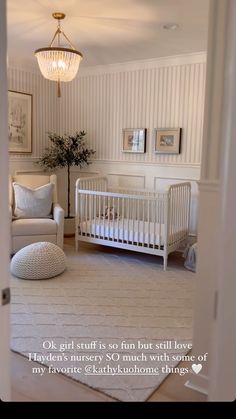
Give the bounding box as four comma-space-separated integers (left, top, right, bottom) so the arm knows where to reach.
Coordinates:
37, 131, 95, 235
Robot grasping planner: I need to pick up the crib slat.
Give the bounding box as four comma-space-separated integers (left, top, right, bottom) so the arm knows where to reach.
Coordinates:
85, 194, 88, 236
127, 198, 130, 244
158, 196, 162, 248
171, 189, 174, 243
178, 186, 181, 241
117, 197, 120, 242
180, 186, 183, 240
161, 195, 164, 248
131, 198, 134, 245
122, 198, 125, 244
152, 199, 155, 249
168, 189, 171, 244
184, 186, 187, 234
112, 196, 115, 241
186, 185, 189, 234
177, 186, 180, 242
137, 199, 140, 245
172, 188, 175, 243
173, 188, 176, 241
182, 186, 184, 236
142, 199, 145, 247
89, 194, 92, 237
103, 195, 105, 240
107, 196, 111, 241
182, 186, 185, 237
158, 196, 161, 248
181, 185, 184, 239
154, 199, 156, 248
98, 195, 101, 238
94, 193, 97, 238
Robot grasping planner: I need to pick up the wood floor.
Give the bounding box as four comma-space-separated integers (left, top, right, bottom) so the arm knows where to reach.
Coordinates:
11, 351, 206, 402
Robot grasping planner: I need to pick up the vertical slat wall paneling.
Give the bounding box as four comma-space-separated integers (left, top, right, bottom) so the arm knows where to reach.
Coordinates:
162, 67, 168, 133
192, 64, 200, 163
197, 63, 206, 163
178, 65, 185, 163
108, 73, 113, 160
100, 74, 105, 159
94, 75, 99, 156
188, 65, 195, 163
146, 68, 152, 160
172, 66, 177, 165
151, 67, 156, 137
183, 65, 191, 165
8, 66, 60, 158
106, 73, 110, 160
105, 73, 109, 159
8, 53, 206, 167
130, 71, 135, 139
113, 72, 117, 161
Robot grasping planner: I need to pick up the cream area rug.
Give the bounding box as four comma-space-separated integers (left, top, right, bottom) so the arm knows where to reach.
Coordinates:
11, 241, 194, 402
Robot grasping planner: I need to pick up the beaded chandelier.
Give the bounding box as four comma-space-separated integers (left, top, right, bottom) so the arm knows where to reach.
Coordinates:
35, 12, 83, 97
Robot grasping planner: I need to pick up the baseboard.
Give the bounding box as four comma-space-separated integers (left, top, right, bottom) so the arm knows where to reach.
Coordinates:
185, 372, 209, 396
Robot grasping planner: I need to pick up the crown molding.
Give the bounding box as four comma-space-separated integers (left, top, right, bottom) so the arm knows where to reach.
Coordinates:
8, 51, 207, 76
79, 52, 207, 76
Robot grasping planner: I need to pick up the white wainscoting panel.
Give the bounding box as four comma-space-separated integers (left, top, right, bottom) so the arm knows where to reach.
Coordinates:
107, 174, 146, 189
9, 160, 200, 235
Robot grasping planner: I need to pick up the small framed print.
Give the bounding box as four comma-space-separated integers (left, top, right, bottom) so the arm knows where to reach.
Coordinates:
122, 128, 146, 153
154, 128, 181, 154
8, 90, 32, 153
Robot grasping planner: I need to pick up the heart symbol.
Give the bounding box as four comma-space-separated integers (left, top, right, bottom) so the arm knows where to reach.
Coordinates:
192, 363, 202, 374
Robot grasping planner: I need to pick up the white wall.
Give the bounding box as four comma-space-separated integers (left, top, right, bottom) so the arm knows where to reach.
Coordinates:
9, 52, 206, 232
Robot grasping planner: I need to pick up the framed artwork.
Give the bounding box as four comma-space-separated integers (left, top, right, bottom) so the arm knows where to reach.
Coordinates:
8, 90, 32, 153
154, 128, 181, 154
122, 128, 146, 153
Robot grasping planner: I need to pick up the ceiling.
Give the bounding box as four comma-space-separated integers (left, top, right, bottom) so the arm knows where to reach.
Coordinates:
7, 0, 209, 67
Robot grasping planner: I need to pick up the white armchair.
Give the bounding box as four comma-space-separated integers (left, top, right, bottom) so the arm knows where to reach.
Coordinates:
9, 174, 64, 254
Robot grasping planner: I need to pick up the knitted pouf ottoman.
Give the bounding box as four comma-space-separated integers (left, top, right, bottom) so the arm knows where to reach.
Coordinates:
10, 242, 66, 279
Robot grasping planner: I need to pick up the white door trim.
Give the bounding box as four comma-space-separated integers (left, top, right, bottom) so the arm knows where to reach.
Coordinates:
0, 0, 11, 402
189, 0, 236, 400
208, 0, 236, 401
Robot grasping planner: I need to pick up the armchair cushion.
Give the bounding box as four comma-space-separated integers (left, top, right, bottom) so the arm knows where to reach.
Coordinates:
12, 218, 57, 236
13, 182, 54, 219
9, 174, 64, 253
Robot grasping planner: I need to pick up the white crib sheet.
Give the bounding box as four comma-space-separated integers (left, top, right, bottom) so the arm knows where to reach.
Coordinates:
80, 218, 165, 246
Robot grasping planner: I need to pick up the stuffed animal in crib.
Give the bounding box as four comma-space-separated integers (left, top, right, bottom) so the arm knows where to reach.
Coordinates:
101, 206, 120, 220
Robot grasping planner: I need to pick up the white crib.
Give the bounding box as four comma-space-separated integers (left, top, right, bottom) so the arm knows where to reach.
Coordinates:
75, 176, 191, 270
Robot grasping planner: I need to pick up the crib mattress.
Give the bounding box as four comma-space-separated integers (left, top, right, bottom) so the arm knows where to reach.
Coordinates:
79, 218, 166, 246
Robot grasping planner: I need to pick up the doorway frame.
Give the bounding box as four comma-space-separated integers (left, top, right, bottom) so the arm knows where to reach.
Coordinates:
0, 0, 11, 402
